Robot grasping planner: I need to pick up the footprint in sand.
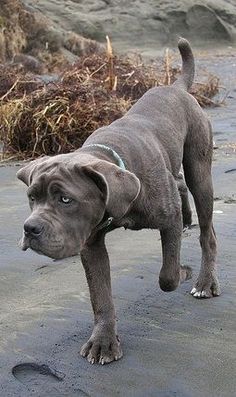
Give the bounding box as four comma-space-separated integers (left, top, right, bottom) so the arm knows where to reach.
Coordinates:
12, 362, 89, 396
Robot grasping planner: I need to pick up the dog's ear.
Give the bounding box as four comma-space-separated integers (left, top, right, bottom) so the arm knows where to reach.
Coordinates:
81, 160, 141, 219
16, 156, 49, 186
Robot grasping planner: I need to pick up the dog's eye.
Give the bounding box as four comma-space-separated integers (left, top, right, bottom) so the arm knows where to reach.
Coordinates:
29, 195, 35, 202
60, 196, 72, 204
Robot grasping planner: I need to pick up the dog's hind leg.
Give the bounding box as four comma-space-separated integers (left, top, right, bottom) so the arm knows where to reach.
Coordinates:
176, 172, 192, 228
159, 211, 192, 292
183, 128, 221, 298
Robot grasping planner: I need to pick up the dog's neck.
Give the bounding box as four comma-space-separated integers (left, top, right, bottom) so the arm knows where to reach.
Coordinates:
83, 143, 126, 170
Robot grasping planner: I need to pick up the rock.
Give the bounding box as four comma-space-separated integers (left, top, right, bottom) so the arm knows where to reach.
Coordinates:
186, 4, 232, 42
21, 0, 236, 53
2, 0, 236, 69
0, 0, 27, 62
12, 54, 44, 73
0, 0, 105, 72
63, 31, 104, 56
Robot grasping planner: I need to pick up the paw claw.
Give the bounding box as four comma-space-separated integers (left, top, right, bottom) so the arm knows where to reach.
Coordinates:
88, 356, 95, 364
212, 288, 221, 297
191, 286, 220, 299
193, 290, 207, 298
190, 273, 221, 299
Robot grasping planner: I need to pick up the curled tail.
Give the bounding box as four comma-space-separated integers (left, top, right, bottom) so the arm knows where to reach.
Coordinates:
173, 38, 195, 92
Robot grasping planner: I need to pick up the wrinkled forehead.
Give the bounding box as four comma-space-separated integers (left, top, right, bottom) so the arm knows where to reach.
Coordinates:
25, 153, 98, 198
29, 153, 95, 185
30, 161, 71, 185
28, 158, 94, 198
28, 173, 64, 198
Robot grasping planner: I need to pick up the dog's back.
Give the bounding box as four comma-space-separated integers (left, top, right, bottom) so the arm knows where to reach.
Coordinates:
86, 38, 206, 180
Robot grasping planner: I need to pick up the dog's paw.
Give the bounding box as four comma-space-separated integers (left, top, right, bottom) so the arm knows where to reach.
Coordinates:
180, 265, 192, 282
80, 333, 123, 365
190, 274, 221, 298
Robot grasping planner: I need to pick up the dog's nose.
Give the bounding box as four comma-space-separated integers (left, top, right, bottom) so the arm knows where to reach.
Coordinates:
24, 220, 43, 237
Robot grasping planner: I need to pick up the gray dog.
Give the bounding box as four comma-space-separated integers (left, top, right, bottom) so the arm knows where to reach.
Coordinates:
17, 38, 220, 365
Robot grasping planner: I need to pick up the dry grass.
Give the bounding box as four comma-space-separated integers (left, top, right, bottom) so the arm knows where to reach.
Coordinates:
0, 43, 220, 160
191, 76, 220, 107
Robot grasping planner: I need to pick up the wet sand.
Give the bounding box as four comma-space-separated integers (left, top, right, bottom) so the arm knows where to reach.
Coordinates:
0, 51, 236, 396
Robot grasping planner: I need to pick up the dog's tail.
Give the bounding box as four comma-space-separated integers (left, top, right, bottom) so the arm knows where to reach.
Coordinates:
173, 38, 195, 92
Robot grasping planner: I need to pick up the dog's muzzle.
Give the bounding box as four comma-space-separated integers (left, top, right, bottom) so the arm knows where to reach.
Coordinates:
20, 218, 45, 252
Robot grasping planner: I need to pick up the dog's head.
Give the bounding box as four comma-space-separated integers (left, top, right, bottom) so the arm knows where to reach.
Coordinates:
17, 153, 140, 259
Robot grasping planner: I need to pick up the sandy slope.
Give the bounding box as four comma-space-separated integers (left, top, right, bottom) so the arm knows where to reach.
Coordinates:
22, 0, 236, 52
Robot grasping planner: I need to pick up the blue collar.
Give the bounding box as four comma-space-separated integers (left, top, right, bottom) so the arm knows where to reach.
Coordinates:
84, 144, 126, 170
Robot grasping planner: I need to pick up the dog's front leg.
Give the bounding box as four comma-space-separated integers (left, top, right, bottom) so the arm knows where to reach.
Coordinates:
159, 213, 192, 292
80, 232, 122, 365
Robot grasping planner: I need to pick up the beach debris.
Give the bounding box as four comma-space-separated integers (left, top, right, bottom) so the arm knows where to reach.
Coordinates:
225, 168, 236, 173
224, 197, 236, 204
0, 39, 220, 160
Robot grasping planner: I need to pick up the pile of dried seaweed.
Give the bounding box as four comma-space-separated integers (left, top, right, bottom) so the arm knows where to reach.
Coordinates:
0, 41, 220, 160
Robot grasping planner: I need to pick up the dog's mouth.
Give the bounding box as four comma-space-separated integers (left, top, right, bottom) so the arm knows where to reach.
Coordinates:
19, 234, 45, 255
19, 234, 30, 251
19, 233, 79, 259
